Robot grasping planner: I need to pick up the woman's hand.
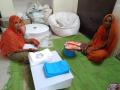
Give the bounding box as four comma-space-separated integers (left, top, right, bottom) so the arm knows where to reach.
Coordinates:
25, 38, 40, 47
30, 38, 40, 47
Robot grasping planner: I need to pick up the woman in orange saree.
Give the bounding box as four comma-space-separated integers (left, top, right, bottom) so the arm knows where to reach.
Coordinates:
65, 14, 118, 63
0, 15, 40, 63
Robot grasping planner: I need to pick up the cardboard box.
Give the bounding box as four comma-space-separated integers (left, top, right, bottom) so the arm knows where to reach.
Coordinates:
29, 50, 74, 90
23, 18, 31, 24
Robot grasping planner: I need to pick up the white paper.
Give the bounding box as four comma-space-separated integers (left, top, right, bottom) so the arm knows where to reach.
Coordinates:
28, 48, 53, 66
23, 44, 38, 49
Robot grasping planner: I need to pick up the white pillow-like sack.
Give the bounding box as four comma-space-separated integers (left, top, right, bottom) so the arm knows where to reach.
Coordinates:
48, 12, 80, 37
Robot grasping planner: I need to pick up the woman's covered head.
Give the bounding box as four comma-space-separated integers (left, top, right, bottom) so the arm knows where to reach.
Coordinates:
103, 14, 118, 53
8, 15, 25, 32
103, 14, 113, 29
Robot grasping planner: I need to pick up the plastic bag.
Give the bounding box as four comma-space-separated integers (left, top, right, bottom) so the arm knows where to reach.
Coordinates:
27, 3, 52, 24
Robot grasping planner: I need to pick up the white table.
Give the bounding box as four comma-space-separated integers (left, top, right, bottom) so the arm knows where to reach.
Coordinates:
29, 51, 73, 90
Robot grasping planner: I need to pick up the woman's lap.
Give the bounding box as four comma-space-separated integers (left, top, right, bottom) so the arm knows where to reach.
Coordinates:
8, 52, 29, 62
87, 49, 109, 62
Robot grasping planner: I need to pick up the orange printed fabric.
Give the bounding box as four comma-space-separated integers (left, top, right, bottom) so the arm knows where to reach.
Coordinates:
0, 15, 25, 56
91, 25, 109, 49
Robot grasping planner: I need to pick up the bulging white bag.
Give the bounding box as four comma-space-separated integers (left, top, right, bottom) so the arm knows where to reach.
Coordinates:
48, 12, 80, 37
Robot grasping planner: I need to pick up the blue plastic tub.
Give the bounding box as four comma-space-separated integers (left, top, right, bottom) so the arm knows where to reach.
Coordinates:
63, 48, 75, 58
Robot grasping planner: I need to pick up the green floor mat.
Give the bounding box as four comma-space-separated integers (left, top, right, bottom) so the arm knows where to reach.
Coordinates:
4, 61, 34, 90
52, 34, 120, 90
4, 62, 24, 90
4, 33, 120, 90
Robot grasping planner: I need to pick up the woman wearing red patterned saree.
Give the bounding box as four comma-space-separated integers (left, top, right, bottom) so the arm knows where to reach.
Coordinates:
65, 14, 118, 63
0, 15, 40, 63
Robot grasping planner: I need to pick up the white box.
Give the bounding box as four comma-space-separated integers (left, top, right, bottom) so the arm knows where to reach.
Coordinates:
29, 51, 74, 90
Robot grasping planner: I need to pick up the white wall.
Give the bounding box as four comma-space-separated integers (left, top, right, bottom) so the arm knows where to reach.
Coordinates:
12, 0, 53, 13
0, 0, 15, 17
53, 0, 78, 13
13, 0, 34, 13
12, 0, 78, 14
113, 0, 120, 55
0, 0, 78, 20
38, 0, 53, 8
